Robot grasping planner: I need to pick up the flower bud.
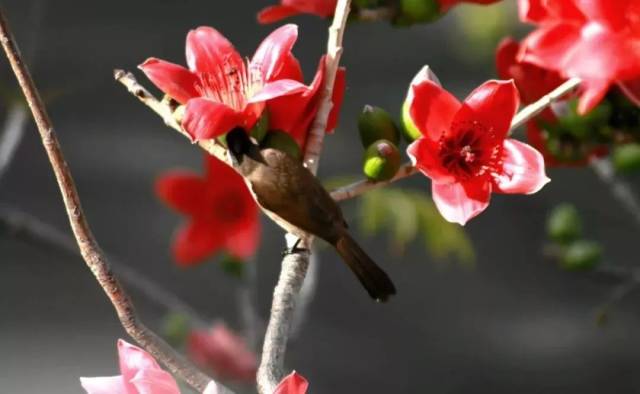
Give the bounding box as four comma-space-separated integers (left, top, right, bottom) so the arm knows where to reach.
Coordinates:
362, 139, 401, 181
162, 312, 191, 348
560, 240, 602, 271
547, 203, 582, 244
398, 0, 441, 24
250, 110, 269, 142
358, 105, 400, 147
261, 130, 302, 160
401, 100, 422, 142
613, 143, 640, 173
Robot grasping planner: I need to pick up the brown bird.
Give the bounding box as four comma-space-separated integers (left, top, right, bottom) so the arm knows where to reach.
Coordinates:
225, 128, 396, 302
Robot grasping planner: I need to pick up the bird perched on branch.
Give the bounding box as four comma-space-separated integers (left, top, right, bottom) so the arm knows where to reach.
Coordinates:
226, 128, 396, 302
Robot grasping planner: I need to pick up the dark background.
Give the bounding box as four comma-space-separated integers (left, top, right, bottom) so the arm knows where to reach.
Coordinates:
2, 1, 640, 393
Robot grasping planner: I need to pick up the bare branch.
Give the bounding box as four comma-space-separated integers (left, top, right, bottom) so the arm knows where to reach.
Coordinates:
0, 10, 227, 393
510, 77, 581, 130
0, 205, 210, 328
290, 249, 319, 339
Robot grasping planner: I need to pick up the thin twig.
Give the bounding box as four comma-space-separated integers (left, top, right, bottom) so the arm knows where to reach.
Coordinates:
590, 158, 640, 227
238, 258, 262, 352
0, 10, 227, 393
0, 104, 27, 182
0, 205, 210, 328
258, 1, 353, 392
330, 77, 583, 202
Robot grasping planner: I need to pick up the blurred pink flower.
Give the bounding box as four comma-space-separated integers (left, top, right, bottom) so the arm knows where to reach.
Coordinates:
188, 323, 257, 383
274, 371, 309, 394
80, 339, 180, 394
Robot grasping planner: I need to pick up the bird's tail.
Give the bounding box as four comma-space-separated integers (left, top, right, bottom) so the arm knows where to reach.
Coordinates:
335, 234, 397, 302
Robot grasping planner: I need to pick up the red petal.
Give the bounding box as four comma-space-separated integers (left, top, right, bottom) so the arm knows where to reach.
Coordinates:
139, 58, 199, 104
407, 138, 455, 184
252, 24, 299, 81
575, 0, 631, 30
224, 212, 260, 259
156, 172, 207, 216
518, 0, 550, 23
577, 78, 610, 114
618, 78, 640, 107
495, 38, 520, 81
274, 53, 304, 82
186, 27, 243, 75
257, 6, 303, 24
454, 79, 519, 142
519, 23, 581, 74
326, 67, 346, 132
249, 79, 308, 103
493, 139, 550, 194
173, 221, 224, 265
274, 371, 309, 394
182, 98, 243, 141
432, 179, 491, 225
408, 76, 460, 142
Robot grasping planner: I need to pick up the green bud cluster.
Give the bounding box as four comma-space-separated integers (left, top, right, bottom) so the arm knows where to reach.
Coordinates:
358, 105, 406, 181
546, 203, 603, 271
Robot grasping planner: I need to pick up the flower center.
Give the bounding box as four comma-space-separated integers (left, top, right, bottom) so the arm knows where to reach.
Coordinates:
213, 192, 248, 223
196, 57, 263, 111
438, 122, 502, 181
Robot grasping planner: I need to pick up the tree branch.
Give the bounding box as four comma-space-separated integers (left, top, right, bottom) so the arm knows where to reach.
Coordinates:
0, 10, 228, 393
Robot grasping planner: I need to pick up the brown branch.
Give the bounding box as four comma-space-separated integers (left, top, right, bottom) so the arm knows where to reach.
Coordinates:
0, 10, 227, 393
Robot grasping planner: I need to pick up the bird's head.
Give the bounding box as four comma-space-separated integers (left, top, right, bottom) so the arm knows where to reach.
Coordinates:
226, 128, 253, 167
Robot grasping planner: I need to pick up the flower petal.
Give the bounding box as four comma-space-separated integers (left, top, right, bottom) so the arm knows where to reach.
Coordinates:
80, 376, 127, 394
408, 71, 460, 142
186, 27, 243, 75
493, 139, 550, 194
138, 58, 199, 104
249, 79, 308, 103
156, 172, 207, 216
519, 22, 582, 74
173, 221, 225, 265
618, 78, 640, 107
252, 24, 299, 81
130, 368, 181, 394
182, 98, 243, 141
407, 137, 455, 184
224, 210, 260, 259
432, 179, 491, 225
117, 340, 162, 392
327, 67, 346, 132
454, 79, 519, 141
274, 371, 309, 394
577, 78, 610, 114
257, 5, 304, 24
495, 38, 520, 81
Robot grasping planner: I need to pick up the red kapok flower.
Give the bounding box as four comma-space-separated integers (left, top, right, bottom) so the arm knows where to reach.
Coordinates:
156, 155, 260, 266
258, 0, 336, 24
267, 56, 346, 149
518, 0, 640, 114
140, 24, 308, 141
405, 67, 550, 225
188, 323, 257, 383
274, 371, 309, 394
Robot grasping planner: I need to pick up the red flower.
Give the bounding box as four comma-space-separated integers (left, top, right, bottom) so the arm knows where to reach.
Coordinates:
405, 67, 549, 225
156, 155, 260, 265
266, 57, 346, 149
274, 372, 309, 394
140, 25, 308, 141
438, 0, 502, 13
258, 0, 337, 24
518, 0, 640, 114
187, 323, 257, 383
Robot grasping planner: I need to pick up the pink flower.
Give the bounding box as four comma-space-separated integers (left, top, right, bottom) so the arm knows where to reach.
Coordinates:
258, 0, 337, 24
156, 155, 260, 266
187, 323, 257, 383
274, 372, 309, 394
518, 0, 640, 113
80, 339, 181, 394
140, 25, 308, 141
405, 66, 550, 225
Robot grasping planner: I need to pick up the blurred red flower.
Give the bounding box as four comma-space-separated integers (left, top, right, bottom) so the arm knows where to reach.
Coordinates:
405, 67, 549, 225
156, 155, 260, 266
274, 371, 309, 394
188, 323, 257, 383
518, 0, 640, 114
140, 25, 308, 141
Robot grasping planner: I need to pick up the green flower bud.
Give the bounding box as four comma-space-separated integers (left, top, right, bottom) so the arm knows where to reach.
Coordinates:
547, 203, 582, 244
358, 105, 400, 147
363, 139, 402, 181
261, 130, 302, 160
613, 143, 640, 173
398, 0, 441, 23
220, 255, 245, 278
401, 100, 422, 142
162, 312, 191, 348
560, 240, 602, 271
250, 110, 269, 142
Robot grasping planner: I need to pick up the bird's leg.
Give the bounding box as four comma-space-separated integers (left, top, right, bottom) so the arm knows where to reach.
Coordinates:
281, 237, 307, 256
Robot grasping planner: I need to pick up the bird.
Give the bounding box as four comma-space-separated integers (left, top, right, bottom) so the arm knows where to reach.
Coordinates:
225, 127, 396, 302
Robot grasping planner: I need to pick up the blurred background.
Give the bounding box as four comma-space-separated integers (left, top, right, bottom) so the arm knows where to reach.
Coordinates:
2, 0, 640, 393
